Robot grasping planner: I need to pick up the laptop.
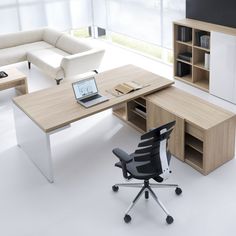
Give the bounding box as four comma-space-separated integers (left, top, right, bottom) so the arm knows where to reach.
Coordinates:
72, 77, 109, 108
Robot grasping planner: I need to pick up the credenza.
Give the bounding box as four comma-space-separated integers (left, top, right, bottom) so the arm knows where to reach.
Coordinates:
113, 86, 236, 175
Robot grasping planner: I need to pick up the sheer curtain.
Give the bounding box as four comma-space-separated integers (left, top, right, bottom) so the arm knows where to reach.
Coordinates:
0, 0, 186, 50
0, 0, 92, 34
93, 0, 186, 49
106, 0, 162, 45
163, 0, 186, 49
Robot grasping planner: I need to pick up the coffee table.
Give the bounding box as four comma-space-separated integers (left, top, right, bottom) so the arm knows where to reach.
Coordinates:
0, 68, 28, 95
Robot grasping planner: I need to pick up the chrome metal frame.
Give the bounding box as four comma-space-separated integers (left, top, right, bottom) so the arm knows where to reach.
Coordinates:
114, 180, 179, 217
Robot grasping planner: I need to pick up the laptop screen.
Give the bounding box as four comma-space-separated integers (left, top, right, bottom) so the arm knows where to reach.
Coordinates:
72, 77, 98, 100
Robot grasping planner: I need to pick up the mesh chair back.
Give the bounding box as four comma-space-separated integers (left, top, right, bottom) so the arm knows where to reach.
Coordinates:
133, 121, 176, 177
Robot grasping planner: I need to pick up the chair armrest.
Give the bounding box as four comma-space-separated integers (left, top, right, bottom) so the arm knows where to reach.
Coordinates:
113, 148, 132, 179
60, 48, 105, 77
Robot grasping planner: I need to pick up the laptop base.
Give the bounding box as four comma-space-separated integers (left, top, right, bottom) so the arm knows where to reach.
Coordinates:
77, 94, 108, 108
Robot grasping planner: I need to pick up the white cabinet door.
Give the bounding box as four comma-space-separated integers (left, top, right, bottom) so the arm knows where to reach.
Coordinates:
210, 31, 236, 103
234, 86, 236, 104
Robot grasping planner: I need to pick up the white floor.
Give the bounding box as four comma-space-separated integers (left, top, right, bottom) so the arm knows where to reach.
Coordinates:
1, 40, 236, 236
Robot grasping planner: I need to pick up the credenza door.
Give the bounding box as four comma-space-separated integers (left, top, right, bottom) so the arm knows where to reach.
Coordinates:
210, 31, 236, 104
146, 101, 185, 161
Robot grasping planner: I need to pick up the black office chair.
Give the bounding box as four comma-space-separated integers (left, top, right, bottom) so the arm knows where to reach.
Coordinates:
112, 121, 182, 224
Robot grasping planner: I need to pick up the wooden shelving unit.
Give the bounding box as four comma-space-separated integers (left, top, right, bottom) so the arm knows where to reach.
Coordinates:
194, 79, 209, 91
177, 58, 192, 66
193, 45, 210, 52
176, 40, 193, 46
194, 62, 210, 71
175, 75, 193, 84
174, 22, 211, 92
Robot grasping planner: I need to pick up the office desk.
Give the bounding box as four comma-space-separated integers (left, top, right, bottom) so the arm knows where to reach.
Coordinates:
13, 65, 173, 182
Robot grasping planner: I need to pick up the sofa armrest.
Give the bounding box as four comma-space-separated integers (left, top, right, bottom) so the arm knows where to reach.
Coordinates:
60, 48, 105, 77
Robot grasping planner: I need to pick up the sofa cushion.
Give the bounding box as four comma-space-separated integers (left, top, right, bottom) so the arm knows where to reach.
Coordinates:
0, 29, 44, 49
21, 41, 54, 52
27, 47, 70, 78
0, 41, 52, 66
43, 28, 64, 46
0, 46, 27, 66
56, 34, 91, 54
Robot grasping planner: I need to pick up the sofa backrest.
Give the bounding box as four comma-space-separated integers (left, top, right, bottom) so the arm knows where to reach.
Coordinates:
55, 34, 92, 54
43, 28, 64, 46
0, 29, 44, 49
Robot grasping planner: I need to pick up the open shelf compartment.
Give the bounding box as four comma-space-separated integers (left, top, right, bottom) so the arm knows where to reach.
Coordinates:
193, 67, 209, 91
185, 145, 203, 171
193, 47, 210, 71
175, 24, 193, 43
127, 98, 147, 132
184, 122, 204, 172
194, 29, 210, 49
185, 133, 203, 153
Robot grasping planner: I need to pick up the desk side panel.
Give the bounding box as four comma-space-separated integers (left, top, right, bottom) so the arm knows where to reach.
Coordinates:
204, 117, 236, 174
13, 104, 54, 183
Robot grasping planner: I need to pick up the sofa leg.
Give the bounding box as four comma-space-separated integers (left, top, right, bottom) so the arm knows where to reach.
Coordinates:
55, 78, 63, 85
28, 62, 31, 70
93, 70, 98, 74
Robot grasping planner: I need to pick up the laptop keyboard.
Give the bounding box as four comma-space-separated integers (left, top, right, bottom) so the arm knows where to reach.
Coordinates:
80, 94, 102, 103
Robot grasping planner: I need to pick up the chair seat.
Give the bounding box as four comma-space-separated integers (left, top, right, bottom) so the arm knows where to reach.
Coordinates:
115, 151, 171, 180
115, 159, 157, 180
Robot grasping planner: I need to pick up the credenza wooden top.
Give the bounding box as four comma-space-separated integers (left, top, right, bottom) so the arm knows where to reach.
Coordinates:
13, 65, 173, 132
146, 86, 236, 130
174, 18, 236, 36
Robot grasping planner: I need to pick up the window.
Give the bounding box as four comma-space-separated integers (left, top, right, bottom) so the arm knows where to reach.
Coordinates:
92, 0, 186, 63
0, 0, 92, 33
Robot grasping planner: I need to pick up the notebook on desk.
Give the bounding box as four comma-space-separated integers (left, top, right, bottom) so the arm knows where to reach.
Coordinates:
114, 81, 143, 94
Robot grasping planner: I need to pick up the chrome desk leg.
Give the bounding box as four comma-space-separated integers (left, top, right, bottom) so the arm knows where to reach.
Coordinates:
13, 104, 54, 183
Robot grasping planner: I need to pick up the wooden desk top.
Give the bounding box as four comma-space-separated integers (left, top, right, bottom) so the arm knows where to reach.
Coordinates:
146, 86, 236, 130
13, 65, 173, 132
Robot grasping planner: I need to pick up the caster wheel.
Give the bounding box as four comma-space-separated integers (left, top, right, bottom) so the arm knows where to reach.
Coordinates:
175, 187, 182, 195
112, 185, 119, 192
145, 191, 149, 199
166, 215, 174, 224
124, 214, 131, 223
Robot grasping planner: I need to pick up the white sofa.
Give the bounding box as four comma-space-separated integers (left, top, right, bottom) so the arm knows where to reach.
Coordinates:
0, 28, 105, 84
